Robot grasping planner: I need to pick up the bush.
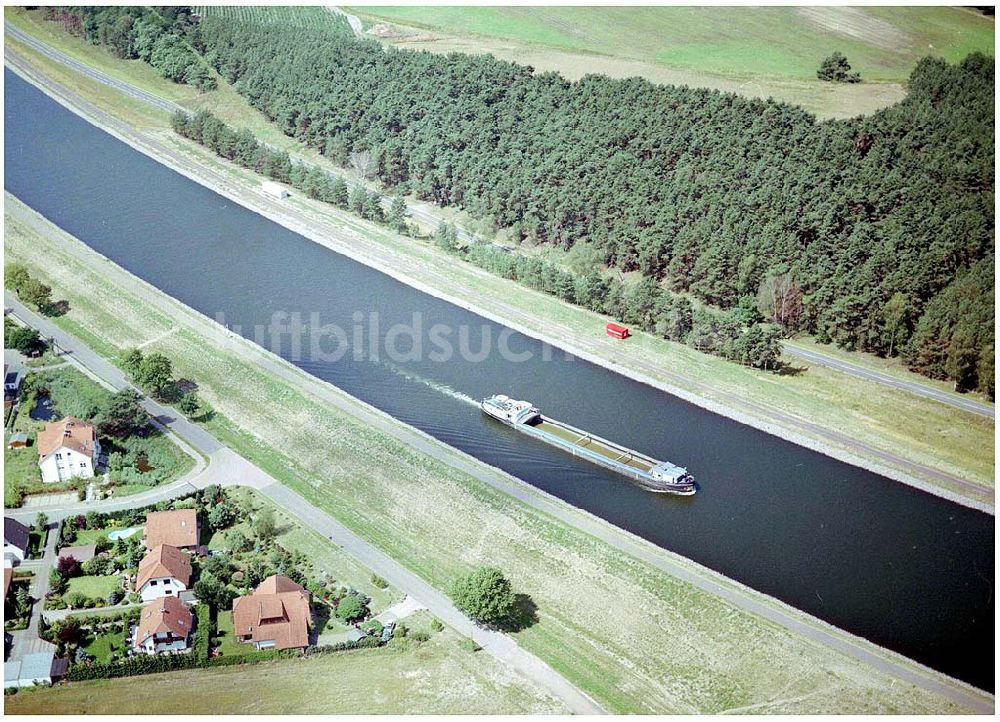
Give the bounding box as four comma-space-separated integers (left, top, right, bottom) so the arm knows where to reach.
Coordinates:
334, 592, 368, 623
430, 618, 444, 632
193, 604, 211, 660
370, 574, 388, 589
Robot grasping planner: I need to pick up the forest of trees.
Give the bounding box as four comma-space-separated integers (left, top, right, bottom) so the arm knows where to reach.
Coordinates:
57, 7, 992, 393
43, 6, 216, 89
173, 107, 785, 369
186, 18, 993, 395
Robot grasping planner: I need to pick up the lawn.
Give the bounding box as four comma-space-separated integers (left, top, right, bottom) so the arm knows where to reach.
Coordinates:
212, 611, 254, 657
84, 627, 128, 664
66, 575, 120, 600
349, 6, 994, 82
4, 632, 567, 714
3, 438, 43, 505
2, 197, 976, 713
70, 525, 144, 546
212, 611, 254, 658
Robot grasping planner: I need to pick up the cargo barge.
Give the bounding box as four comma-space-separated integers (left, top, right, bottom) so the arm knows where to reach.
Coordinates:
481, 394, 696, 495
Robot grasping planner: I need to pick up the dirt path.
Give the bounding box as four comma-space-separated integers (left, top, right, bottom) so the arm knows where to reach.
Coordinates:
328, 6, 363, 38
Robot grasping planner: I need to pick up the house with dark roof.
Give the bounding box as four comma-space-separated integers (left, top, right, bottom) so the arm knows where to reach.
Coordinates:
136, 544, 192, 602
4, 518, 30, 564
232, 575, 312, 651
133, 596, 194, 655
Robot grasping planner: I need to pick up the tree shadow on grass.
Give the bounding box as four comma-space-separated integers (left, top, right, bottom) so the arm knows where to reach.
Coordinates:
498, 594, 539, 633
774, 362, 807, 377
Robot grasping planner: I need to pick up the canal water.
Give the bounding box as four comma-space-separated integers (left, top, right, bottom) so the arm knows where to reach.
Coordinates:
5, 70, 994, 690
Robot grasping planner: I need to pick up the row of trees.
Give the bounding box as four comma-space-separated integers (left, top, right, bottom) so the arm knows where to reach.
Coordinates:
173, 107, 784, 370
6, 263, 55, 313
186, 16, 992, 394
171, 109, 411, 235
43, 6, 216, 90
458, 235, 785, 369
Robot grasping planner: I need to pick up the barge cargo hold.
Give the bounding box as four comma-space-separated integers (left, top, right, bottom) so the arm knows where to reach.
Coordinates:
481, 394, 696, 495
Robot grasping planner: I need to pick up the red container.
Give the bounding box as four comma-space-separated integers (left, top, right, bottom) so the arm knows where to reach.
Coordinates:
606, 322, 630, 340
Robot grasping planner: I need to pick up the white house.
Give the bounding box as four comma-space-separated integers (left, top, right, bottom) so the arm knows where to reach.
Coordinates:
37, 417, 100, 484
4, 518, 30, 564
136, 544, 192, 602
262, 180, 289, 199
133, 595, 194, 655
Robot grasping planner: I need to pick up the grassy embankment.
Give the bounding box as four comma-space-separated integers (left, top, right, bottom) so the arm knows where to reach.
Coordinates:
4, 13, 993, 500
346, 6, 992, 117
4, 195, 973, 713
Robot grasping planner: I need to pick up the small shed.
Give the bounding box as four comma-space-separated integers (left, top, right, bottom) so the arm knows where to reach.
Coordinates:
8, 433, 29, 449
606, 322, 630, 340
4, 650, 64, 688
262, 181, 289, 199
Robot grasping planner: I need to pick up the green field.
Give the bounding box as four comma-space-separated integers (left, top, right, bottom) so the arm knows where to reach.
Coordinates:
194, 5, 352, 35
350, 6, 993, 82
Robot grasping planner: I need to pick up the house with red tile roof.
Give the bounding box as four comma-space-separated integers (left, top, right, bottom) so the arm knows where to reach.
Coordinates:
143, 509, 199, 550
232, 575, 312, 651
136, 544, 192, 602
133, 596, 194, 655
37, 417, 100, 484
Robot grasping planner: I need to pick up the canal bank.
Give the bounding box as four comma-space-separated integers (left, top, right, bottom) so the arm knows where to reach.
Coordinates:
2, 36, 993, 512
4, 62, 994, 691
4, 195, 992, 714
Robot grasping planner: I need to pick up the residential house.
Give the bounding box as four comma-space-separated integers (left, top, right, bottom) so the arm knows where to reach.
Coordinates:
232, 575, 312, 651
136, 544, 192, 602
143, 509, 199, 550
37, 417, 100, 484
132, 595, 194, 655
4, 518, 29, 564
